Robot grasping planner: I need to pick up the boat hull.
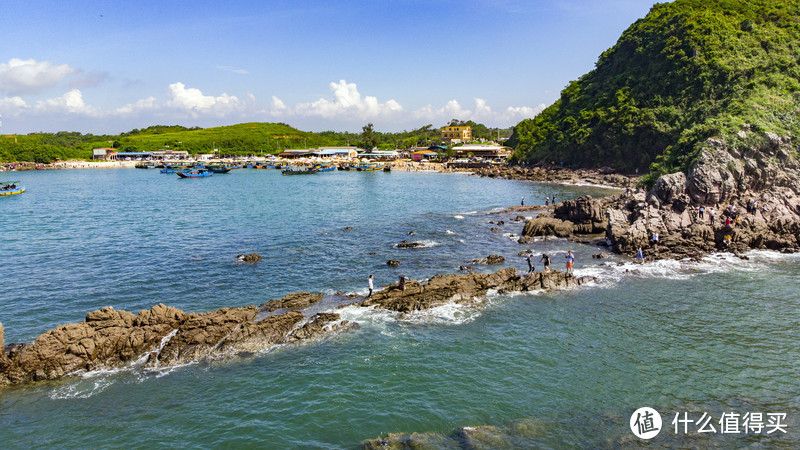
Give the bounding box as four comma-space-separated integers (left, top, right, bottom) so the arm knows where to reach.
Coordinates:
0, 187, 25, 196
177, 171, 213, 178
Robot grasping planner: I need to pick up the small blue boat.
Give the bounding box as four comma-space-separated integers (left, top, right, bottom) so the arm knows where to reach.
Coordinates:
0, 180, 25, 196
177, 170, 213, 178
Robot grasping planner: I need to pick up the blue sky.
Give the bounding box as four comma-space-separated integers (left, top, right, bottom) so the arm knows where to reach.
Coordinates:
0, 0, 661, 134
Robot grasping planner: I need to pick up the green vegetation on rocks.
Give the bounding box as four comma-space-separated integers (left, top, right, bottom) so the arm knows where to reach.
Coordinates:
509, 0, 800, 185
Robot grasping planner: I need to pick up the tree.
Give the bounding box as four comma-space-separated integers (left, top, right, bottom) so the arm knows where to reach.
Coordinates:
360, 123, 380, 152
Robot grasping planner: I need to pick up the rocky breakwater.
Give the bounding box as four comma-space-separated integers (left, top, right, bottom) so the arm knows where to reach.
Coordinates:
361, 268, 595, 314
1, 269, 594, 387
549, 132, 800, 260
0, 296, 350, 387
475, 165, 637, 188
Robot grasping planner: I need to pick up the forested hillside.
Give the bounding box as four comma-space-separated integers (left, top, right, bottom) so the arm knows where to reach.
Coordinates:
509, 0, 800, 178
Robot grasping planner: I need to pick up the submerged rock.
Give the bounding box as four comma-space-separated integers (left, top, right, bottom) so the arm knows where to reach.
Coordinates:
396, 241, 425, 248
236, 252, 262, 263
386, 260, 402, 266
472, 254, 506, 265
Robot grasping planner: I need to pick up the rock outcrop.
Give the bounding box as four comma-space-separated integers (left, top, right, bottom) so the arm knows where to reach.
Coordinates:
1, 266, 595, 387
474, 165, 637, 188
362, 268, 594, 313
471, 254, 506, 265
0, 303, 347, 387
520, 216, 574, 241
550, 132, 800, 260
259, 292, 324, 312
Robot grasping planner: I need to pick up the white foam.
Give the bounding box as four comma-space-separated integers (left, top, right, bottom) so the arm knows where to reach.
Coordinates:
454, 215, 465, 220
402, 300, 482, 325
445, 230, 456, 235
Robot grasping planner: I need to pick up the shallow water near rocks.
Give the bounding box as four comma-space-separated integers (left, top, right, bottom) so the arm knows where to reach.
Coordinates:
1, 168, 798, 447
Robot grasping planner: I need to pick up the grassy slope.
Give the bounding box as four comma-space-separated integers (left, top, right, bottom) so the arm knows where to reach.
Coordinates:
508, 0, 800, 180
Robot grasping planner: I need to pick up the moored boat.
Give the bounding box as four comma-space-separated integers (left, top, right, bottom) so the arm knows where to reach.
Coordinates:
206, 165, 232, 174
0, 180, 25, 196
356, 162, 385, 171
315, 163, 335, 172
177, 169, 213, 178
281, 166, 318, 175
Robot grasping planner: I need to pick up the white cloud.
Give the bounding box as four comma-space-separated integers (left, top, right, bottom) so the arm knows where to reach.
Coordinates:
35, 89, 100, 116
167, 82, 243, 117
413, 98, 545, 126
274, 80, 403, 120
115, 96, 159, 115
0, 58, 78, 94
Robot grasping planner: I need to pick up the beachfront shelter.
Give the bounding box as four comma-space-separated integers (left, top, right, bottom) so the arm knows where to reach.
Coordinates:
412, 150, 439, 162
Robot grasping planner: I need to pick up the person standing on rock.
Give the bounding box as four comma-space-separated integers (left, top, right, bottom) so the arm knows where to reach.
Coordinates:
709, 208, 715, 225
398, 275, 405, 292
652, 232, 660, 251
565, 251, 575, 275
526, 255, 534, 273
521, 196, 525, 206
698, 205, 705, 222
540, 254, 551, 273
368, 275, 374, 298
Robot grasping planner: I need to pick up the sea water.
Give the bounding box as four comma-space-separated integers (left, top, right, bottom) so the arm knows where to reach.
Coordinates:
0, 168, 797, 447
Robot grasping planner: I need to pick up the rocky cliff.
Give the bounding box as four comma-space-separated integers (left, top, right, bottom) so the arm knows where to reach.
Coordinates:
550, 132, 800, 260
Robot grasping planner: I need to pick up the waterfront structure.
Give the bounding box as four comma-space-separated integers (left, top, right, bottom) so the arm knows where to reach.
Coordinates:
441, 126, 471, 144
453, 144, 512, 160
92, 148, 117, 160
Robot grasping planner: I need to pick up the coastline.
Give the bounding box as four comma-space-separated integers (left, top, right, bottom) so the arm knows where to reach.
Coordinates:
1, 162, 798, 446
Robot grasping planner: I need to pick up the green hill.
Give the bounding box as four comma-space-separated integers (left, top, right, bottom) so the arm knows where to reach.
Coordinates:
0, 123, 347, 162
509, 0, 800, 182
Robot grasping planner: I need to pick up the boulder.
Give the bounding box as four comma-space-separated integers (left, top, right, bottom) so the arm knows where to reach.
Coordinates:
521, 217, 573, 238
653, 172, 687, 204
472, 254, 506, 265
236, 253, 262, 263
386, 259, 402, 266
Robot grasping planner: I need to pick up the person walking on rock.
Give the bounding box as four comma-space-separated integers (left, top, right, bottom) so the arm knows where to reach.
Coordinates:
540, 254, 551, 273
565, 251, 575, 275
368, 275, 374, 298
526, 255, 534, 273
635, 247, 644, 263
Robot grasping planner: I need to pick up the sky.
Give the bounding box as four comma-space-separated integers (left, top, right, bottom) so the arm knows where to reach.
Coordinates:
0, 0, 662, 135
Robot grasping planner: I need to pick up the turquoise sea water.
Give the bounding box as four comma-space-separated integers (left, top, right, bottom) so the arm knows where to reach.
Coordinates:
1, 168, 798, 448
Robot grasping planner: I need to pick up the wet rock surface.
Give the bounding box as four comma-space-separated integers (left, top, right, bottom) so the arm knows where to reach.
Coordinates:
0, 302, 345, 387
1, 267, 594, 387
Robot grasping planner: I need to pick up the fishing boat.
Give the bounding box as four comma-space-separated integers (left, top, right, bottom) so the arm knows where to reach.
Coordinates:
337, 164, 357, 171
0, 180, 25, 196
281, 166, 318, 175
356, 162, 385, 171
315, 163, 335, 172
177, 169, 213, 178
206, 165, 232, 174
135, 162, 157, 169
383, 165, 392, 172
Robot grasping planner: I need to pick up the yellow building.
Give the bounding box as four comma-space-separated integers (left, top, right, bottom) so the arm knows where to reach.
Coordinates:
441, 125, 471, 143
